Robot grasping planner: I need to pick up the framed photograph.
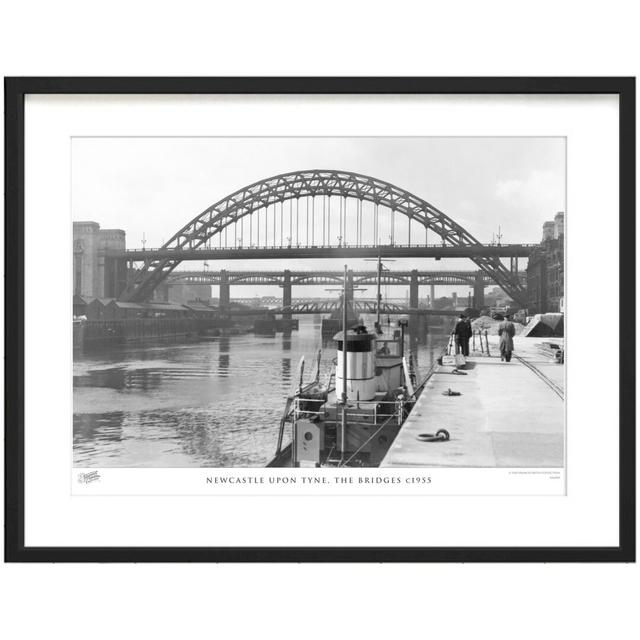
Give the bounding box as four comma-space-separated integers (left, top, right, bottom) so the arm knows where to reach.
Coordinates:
4, 77, 635, 562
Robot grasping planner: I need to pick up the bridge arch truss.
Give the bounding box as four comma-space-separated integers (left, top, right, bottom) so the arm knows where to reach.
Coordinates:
121, 170, 526, 305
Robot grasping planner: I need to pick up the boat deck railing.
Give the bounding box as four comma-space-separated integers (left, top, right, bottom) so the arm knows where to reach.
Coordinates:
289, 395, 414, 467
293, 395, 412, 427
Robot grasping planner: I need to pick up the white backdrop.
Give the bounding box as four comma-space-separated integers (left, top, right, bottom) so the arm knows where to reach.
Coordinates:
1, 2, 638, 640
24, 94, 614, 548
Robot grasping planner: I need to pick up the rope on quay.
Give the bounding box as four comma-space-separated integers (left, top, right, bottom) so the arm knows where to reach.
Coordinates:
416, 429, 450, 443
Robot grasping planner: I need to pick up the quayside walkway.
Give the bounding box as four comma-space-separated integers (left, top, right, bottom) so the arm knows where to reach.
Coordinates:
381, 336, 565, 468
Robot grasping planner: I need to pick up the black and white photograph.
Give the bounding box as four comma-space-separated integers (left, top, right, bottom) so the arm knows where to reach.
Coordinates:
2, 3, 638, 638
72, 136, 566, 473
6, 76, 633, 566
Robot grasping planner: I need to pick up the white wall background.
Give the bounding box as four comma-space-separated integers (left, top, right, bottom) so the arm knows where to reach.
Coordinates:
1, 2, 638, 639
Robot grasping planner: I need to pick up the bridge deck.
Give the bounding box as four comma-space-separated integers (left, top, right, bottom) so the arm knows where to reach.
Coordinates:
381, 336, 564, 468
165, 268, 526, 287
112, 244, 535, 261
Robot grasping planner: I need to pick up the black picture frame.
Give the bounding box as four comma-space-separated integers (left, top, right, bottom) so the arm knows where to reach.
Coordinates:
4, 76, 635, 563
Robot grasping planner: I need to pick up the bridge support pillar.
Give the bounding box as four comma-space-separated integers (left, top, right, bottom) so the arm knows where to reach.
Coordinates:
410, 270, 419, 309
104, 256, 129, 298
414, 311, 428, 342
156, 281, 169, 302
126, 260, 135, 288
473, 273, 485, 309
345, 270, 354, 304
282, 270, 292, 323
430, 283, 435, 308
219, 270, 230, 308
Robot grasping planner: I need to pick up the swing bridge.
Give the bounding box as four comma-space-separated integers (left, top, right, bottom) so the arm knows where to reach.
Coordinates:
221, 299, 461, 318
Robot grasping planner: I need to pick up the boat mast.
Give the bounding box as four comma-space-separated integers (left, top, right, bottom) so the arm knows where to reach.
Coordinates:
376, 250, 382, 330
365, 250, 393, 333
341, 264, 348, 461
342, 264, 348, 405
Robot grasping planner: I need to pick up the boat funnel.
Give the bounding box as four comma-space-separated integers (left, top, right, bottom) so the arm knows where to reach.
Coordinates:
333, 326, 377, 402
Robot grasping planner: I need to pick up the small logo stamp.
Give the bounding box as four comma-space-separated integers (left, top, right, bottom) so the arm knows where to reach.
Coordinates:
77, 470, 101, 484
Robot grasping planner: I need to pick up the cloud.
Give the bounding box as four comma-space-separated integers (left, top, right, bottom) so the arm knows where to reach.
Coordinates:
495, 169, 565, 218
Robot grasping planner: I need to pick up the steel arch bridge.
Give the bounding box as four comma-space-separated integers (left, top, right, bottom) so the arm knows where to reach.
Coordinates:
120, 169, 527, 304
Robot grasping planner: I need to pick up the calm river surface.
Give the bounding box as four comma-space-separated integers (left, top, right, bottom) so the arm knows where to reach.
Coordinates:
73, 316, 451, 467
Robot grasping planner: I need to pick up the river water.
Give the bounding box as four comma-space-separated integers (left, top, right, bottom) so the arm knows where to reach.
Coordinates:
73, 316, 451, 467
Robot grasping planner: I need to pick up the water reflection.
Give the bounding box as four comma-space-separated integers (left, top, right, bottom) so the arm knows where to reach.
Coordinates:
281, 358, 291, 383
74, 366, 165, 392
73, 316, 451, 467
218, 336, 230, 374
74, 412, 125, 445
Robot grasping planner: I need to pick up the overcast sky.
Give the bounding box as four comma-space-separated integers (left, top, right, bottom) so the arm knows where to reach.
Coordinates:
72, 137, 565, 298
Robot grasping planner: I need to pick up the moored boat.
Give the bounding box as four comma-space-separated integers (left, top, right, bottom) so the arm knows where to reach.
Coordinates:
268, 306, 418, 467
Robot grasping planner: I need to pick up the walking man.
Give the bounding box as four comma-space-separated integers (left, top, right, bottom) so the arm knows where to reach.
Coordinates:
498, 314, 516, 362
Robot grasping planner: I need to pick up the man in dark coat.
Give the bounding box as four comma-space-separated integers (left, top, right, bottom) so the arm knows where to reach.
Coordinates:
498, 314, 516, 362
453, 314, 472, 356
